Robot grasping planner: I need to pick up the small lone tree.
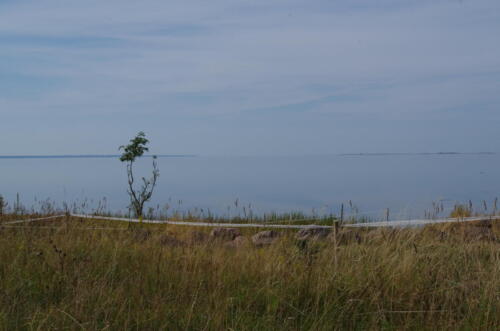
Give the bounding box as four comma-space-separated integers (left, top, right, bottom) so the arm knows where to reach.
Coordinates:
119, 132, 159, 221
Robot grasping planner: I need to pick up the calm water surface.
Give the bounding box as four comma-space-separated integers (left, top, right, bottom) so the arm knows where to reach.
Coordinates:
0, 154, 498, 219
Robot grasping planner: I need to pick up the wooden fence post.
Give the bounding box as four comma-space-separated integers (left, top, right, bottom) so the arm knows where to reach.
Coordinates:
340, 203, 344, 226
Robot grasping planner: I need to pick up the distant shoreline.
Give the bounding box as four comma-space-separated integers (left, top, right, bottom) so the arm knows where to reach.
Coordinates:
339, 152, 495, 156
0, 154, 197, 159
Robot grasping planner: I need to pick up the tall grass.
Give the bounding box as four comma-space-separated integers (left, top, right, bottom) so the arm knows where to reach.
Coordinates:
0, 215, 498, 330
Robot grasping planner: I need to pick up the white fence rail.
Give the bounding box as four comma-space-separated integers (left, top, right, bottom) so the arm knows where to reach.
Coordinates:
2, 213, 498, 229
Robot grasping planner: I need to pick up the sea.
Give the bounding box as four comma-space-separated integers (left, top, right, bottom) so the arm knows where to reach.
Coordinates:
0, 153, 498, 220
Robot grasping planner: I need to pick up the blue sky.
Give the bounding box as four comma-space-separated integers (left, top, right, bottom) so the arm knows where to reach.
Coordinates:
0, 0, 499, 155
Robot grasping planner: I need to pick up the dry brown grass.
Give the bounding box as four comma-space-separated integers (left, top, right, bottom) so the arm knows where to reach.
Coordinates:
0, 216, 498, 330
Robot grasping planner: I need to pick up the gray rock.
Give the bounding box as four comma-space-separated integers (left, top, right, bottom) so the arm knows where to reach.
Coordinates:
210, 227, 242, 241
252, 230, 281, 246
224, 236, 250, 248
296, 227, 331, 241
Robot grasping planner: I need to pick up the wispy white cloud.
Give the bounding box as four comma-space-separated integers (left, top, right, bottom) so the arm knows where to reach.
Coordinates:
0, 0, 499, 154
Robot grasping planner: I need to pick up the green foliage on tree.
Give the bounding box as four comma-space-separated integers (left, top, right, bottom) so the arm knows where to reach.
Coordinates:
119, 132, 149, 162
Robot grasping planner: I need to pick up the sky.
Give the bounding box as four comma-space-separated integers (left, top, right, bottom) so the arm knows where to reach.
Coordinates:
0, 0, 499, 156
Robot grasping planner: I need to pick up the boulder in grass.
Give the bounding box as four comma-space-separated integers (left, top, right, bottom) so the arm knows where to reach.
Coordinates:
295, 227, 331, 241
224, 235, 250, 248
252, 230, 281, 246
210, 227, 241, 241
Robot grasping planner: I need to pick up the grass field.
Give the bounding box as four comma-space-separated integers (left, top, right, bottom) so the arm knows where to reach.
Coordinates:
0, 215, 498, 330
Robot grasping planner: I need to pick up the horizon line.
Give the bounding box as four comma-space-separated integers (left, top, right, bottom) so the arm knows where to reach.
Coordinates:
339, 152, 496, 156
0, 152, 496, 159
0, 154, 198, 159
